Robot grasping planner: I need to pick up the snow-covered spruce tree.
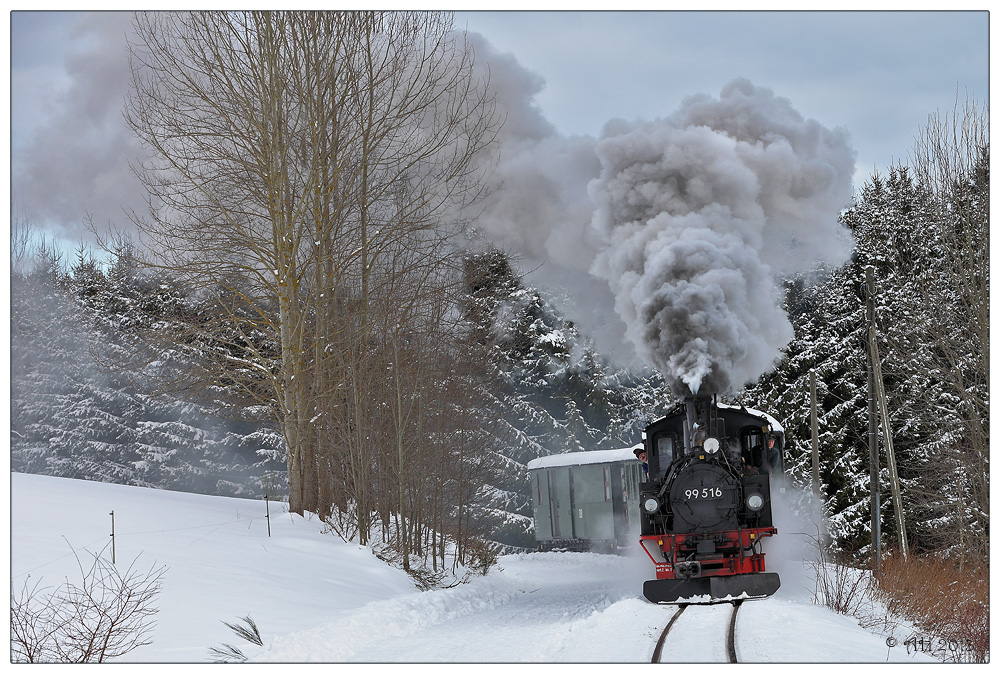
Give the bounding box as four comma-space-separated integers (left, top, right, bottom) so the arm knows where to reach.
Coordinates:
839, 154, 987, 561
741, 263, 873, 553
745, 154, 987, 560
10, 242, 285, 497
80, 244, 287, 497
746, 168, 945, 555
465, 248, 664, 457
845, 169, 956, 556
461, 248, 667, 548
10, 247, 147, 484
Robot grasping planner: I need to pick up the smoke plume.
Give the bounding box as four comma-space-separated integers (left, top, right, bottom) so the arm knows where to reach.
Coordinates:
588, 79, 855, 394
466, 33, 632, 361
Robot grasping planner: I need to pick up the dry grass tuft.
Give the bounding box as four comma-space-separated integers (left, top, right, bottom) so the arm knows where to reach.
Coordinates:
870, 552, 988, 663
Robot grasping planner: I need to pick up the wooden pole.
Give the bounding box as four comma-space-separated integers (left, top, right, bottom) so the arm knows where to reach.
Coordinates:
868, 304, 908, 558
264, 472, 272, 538
265, 493, 272, 538
810, 369, 820, 498
109, 510, 116, 565
865, 267, 881, 573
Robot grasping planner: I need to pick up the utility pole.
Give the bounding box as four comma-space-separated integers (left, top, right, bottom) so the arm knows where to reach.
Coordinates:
864, 268, 881, 573
866, 268, 907, 559
810, 369, 820, 498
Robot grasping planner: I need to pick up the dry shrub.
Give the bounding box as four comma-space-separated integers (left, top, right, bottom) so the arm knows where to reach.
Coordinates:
871, 552, 988, 663
10, 547, 166, 663
810, 550, 873, 617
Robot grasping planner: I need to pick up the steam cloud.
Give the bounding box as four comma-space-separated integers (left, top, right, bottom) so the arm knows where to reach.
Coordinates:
13, 12, 145, 246
588, 79, 855, 395
467, 33, 631, 361
470, 55, 856, 383
15, 20, 857, 392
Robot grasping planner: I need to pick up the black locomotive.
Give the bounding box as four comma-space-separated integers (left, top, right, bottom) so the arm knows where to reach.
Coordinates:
638, 395, 783, 604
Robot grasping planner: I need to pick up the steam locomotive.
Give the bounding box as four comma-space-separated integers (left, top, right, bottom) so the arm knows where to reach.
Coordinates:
638, 395, 783, 604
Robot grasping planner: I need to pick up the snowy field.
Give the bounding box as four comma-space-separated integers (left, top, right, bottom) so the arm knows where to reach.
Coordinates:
10, 472, 937, 663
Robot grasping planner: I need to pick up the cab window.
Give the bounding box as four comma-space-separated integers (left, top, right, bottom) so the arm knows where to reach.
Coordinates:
741, 431, 765, 471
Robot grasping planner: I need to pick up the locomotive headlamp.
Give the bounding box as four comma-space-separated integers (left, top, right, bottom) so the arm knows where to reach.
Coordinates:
746, 492, 765, 512
703, 437, 720, 454
642, 497, 660, 514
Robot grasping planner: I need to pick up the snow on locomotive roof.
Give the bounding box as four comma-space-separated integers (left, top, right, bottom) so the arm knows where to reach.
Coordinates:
526, 445, 643, 471
717, 402, 785, 433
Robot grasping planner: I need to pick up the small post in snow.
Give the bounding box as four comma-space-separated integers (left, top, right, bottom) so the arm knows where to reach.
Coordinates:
265, 492, 272, 537
110, 510, 116, 565
264, 472, 272, 537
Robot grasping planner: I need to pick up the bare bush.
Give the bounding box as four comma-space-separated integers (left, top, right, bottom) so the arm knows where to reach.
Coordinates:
10, 547, 166, 663
808, 542, 990, 663
808, 547, 873, 618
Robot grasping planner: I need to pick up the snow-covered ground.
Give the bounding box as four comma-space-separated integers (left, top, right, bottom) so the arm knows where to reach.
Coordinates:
9, 472, 937, 663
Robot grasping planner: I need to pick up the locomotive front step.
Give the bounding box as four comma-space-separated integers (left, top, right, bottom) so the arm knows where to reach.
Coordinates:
643, 572, 780, 604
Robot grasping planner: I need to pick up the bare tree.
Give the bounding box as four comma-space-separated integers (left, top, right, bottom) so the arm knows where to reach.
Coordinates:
121, 11, 501, 520
906, 92, 989, 561
10, 548, 166, 663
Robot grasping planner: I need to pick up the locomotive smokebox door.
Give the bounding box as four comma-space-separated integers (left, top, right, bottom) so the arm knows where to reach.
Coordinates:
668, 462, 739, 534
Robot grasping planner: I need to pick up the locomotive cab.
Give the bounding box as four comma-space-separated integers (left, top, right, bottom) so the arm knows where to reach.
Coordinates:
638, 395, 782, 604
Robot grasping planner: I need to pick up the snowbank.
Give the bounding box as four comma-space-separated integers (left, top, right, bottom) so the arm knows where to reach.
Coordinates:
10, 473, 936, 663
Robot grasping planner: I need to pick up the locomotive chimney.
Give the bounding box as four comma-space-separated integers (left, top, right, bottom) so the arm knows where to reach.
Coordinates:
682, 395, 720, 451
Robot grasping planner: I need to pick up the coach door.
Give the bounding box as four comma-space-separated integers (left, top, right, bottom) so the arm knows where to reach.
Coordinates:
533, 471, 554, 540
550, 467, 575, 539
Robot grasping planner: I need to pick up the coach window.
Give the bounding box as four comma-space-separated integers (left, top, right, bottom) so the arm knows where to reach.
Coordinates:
625, 463, 637, 498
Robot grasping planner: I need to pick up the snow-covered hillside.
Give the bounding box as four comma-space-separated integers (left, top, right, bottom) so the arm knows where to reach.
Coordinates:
10, 473, 936, 663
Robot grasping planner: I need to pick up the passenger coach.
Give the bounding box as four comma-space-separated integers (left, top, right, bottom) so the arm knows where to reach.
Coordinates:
527, 446, 645, 552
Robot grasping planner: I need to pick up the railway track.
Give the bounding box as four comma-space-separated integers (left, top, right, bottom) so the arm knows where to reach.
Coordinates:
651, 599, 744, 663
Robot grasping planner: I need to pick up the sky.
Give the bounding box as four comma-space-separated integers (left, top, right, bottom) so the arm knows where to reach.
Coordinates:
6, 10, 989, 252
457, 10, 988, 155
10, 471, 947, 663
4, 9, 991, 375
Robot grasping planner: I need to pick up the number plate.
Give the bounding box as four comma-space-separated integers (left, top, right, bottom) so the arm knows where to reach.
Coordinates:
683, 487, 723, 499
